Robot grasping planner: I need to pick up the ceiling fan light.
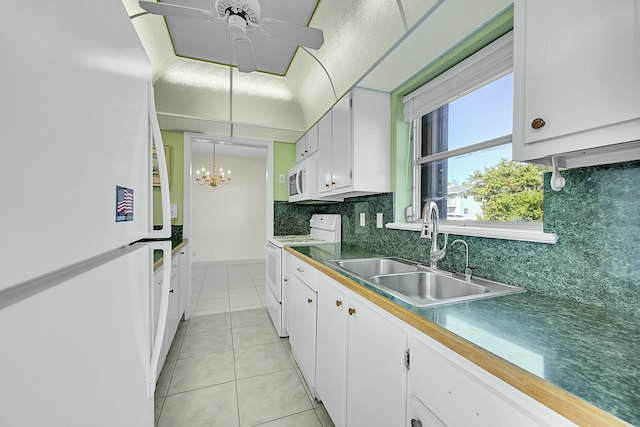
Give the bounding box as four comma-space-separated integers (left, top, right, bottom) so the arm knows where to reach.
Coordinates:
228, 14, 247, 36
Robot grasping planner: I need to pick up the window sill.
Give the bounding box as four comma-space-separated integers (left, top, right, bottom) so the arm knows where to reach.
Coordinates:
385, 222, 558, 244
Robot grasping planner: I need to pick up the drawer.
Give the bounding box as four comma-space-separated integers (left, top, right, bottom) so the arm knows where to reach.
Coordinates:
289, 255, 317, 288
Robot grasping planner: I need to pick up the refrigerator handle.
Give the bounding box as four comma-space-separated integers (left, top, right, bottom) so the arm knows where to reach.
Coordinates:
141, 240, 172, 398
147, 82, 171, 239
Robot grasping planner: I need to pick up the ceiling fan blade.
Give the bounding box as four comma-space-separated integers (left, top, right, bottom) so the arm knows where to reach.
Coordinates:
232, 38, 257, 73
261, 19, 324, 50
139, 1, 217, 21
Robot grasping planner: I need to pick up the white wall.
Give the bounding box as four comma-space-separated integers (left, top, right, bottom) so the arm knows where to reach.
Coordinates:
191, 152, 266, 262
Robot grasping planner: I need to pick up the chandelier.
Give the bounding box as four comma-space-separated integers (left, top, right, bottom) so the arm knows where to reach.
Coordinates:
195, 144, 231, 188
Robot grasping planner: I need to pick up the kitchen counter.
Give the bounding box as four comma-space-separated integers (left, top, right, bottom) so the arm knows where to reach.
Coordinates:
153, 239, 189, 270
286, 244, 639, 427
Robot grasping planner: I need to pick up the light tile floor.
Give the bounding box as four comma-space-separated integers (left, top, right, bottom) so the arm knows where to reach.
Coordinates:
155, 261, 335, 427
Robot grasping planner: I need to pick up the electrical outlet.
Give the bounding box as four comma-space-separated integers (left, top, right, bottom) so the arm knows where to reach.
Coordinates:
170, 204, 178, 219
360, 212, 366, 227
377, 213, 383, 228
279, 174, 285, 184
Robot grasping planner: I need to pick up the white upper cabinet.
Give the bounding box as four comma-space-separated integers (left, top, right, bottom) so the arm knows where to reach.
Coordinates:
296, 123, 319, 163
318, 87, 391, 197
512, 0, 640, 166
318, 111, 336, 194
330, 93, 354, 192
306, 123, 319, 156
295, 134, 306, 163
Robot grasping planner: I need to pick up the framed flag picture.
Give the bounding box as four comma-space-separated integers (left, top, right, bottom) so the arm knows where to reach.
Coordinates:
152, 145, 170, 187
116, 186, 134, 222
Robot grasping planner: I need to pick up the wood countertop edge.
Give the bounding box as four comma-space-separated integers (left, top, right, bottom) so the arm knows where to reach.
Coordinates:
153, 239, 189, 271
285, 247, 630, 427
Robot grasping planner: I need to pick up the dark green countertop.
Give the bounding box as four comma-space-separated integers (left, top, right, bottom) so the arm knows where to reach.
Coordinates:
290, 244, 639, 426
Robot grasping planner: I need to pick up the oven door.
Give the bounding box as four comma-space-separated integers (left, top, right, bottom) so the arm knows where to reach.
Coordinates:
265, 241, 282, 301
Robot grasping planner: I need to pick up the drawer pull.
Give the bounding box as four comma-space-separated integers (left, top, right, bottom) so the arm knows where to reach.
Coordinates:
531, 117, 546, 129
297, 267, 304, 273
348, 307, 356, 316
307, 298, 313, 304
336, 300, 343, 307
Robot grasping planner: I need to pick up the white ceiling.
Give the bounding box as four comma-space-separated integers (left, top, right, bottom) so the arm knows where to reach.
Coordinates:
123, 0, 513, 143
192, 139, 267, 156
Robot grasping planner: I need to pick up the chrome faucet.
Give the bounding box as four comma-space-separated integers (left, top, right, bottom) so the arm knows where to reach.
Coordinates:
450, 239, 472, 280
420, 201, 447, 268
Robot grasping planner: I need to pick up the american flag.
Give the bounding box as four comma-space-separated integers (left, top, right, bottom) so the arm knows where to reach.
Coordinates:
116, 186, 134, 221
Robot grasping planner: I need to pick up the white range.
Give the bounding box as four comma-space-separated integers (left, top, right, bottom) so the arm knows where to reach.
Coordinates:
265, 214, 342, 336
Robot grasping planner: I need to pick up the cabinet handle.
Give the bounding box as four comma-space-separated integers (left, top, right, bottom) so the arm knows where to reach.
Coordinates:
169, 289, 174, 294
348, 307, 356, 315
325, 183, 330, 188
531, 117, 546, 129
283, 278, 288, 282
297, 267, 304, 273
410, 419, 423, 427
336, 300, 343, 307
331, 181, 336, 185
307, 298, 313, 304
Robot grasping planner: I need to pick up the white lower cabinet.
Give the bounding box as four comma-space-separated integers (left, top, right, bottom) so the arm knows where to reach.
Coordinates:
153, 245, 188, 380
315, 273, 408, 427
315, 276, 349, 425
407, 335, 577, 427
288, 270, 319, 394
290, 256, 577, 427
344, 295, 408, 427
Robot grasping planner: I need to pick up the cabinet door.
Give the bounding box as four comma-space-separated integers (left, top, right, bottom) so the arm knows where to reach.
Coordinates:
513, 0, 640, 160
288, 274, 318, 389
166, 257, 180, 351
408, 336, 576, 427
316, 275, 350, 427
346, 298, 407, 427
306, 123, 319, 155
331, 92, 352, 191
296, 134, 307, 163
318, 112, 333, 194
178, 244, 190, 321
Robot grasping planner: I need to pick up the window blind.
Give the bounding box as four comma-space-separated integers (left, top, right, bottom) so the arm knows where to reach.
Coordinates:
402, 31, 513, 122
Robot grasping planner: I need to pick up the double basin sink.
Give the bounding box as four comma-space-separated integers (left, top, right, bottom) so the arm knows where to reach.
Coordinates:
326, 257, 525, 308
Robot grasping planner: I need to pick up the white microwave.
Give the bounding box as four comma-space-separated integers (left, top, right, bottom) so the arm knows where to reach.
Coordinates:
288, 158, 343, 203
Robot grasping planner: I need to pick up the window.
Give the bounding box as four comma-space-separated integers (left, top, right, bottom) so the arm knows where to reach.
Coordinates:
403, 32, 545, 228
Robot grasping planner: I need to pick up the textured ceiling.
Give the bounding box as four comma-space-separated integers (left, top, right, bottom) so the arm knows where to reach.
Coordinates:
123, 0, 513, 142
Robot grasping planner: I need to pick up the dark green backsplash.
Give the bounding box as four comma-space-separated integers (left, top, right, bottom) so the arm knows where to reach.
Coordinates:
274, 161, 640, 316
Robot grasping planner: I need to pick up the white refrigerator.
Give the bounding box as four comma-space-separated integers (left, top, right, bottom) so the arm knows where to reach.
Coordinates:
0, 2, 173, 426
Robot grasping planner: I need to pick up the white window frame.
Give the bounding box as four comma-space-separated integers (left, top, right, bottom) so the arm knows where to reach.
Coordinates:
388, 32, 557, 244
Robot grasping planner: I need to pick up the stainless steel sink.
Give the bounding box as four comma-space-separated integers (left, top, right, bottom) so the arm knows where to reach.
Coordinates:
327, 257, 525, 308
332, 257, 418, 277
372, 272, 488, 299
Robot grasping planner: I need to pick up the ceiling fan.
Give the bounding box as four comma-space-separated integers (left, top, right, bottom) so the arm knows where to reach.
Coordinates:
139, 0, 324, 73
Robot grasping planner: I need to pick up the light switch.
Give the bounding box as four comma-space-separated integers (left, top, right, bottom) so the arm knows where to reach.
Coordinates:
279, 174, 285, 184
360, 212, 366, 227
377, 213, 383, 228
170, 203, 178, 219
